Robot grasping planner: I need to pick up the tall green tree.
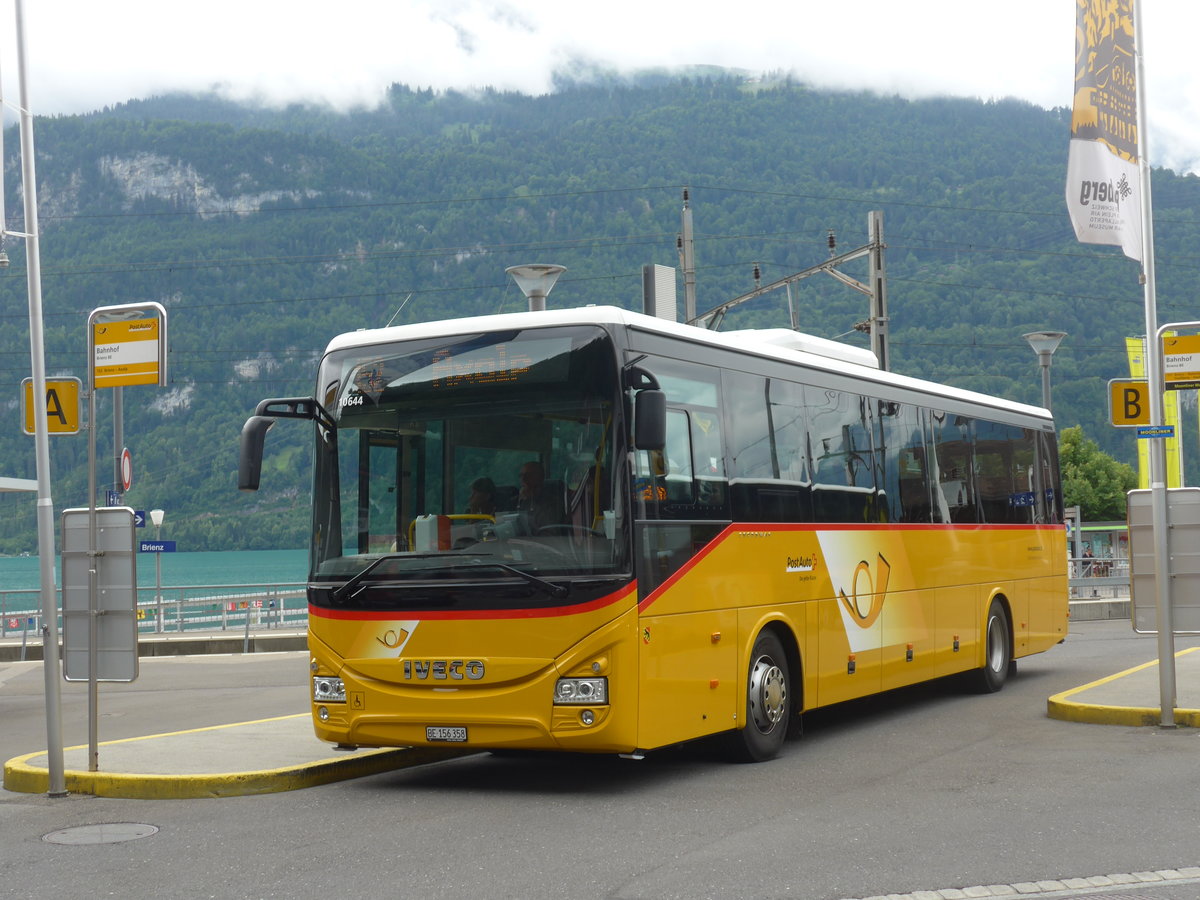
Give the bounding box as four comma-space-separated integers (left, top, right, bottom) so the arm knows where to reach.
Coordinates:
1059, 426, 1138, 521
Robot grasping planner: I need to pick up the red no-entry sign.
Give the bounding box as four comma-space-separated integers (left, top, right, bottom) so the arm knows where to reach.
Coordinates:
120, 448, 133, 492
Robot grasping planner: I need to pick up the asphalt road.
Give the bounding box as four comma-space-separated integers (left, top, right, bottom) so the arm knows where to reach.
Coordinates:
2, 620, 1199, 900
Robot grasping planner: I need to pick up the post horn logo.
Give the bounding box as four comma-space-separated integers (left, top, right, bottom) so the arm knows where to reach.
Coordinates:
838, 554, 891, 629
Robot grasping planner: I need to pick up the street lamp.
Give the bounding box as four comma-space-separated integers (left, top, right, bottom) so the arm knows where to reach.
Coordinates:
1023, 331, 1067, 412
150, 508, 165, 632
506, 264, 566, 312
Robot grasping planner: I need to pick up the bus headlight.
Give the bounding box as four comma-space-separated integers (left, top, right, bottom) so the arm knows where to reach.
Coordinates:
554, 677, 607, 705
313, 676, 346, 703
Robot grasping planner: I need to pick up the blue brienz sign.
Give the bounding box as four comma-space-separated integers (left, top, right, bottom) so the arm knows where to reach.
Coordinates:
139, 540, 177, 553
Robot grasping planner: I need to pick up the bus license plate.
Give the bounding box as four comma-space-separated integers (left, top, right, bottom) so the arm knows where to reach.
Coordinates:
426, 726, 467, 743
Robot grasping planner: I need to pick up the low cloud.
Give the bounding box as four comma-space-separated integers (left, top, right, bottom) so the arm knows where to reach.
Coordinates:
6, 0, 1198, 173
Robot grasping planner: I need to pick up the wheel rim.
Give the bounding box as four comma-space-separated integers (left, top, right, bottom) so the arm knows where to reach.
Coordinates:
748, 653, 787, 733
985, 612, 1006, 673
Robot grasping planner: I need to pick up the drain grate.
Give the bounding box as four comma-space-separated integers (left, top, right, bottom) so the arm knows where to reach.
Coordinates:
43, 823, 159, 845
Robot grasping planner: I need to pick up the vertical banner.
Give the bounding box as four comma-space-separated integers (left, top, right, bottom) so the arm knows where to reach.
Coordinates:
1127, 336, 1182, 488
1065, 0, 1142, 261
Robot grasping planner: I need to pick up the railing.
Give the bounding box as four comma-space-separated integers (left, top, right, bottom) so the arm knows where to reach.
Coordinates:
1068, 557, 1130, 601
1, 563, 1133, 647
0, 582, 308, 643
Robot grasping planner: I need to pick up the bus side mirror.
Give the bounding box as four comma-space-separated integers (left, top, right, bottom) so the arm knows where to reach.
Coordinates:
238, 416, 276, 491
633, 389, 666, 451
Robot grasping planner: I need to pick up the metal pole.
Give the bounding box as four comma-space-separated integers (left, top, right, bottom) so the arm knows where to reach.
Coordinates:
113, 386, 123, 501
13, 0, 66, 796
87, 383, 99, 771
1039, 355, 1053, 411
1134, 0, 1176, 727
1150, 325, 1177, 726
155, 523, 162, 633
679, 188, 697, 323
867, 210, 889, 371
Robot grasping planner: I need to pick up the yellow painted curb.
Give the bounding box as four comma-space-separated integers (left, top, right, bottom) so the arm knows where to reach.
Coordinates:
1047, 647, 1200, 727
3, 714, 472, 798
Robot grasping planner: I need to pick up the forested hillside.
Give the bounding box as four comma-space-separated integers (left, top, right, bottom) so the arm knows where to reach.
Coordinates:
0, 73, 1195, 553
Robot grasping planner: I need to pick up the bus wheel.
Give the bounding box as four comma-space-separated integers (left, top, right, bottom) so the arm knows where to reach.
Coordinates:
972, 599, 1012, 694
729, 630, 791, 763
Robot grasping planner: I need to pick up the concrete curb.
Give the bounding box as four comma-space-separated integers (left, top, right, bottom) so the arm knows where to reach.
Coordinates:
1046, 648, 1200, 727
3, 715, 473, 799
1067, 597, 1130, 621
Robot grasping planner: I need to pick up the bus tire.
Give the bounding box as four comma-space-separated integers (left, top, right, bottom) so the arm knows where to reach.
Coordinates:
971, 598, 1012, 694
728, 630, 791, 763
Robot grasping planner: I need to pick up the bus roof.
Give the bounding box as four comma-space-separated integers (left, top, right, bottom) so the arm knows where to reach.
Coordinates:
325, 305, 1053, 426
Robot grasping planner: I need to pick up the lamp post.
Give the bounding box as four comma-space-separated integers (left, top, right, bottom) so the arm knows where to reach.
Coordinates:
506, 264, 566, 312
150, 508, 164, 632
1023, 331, 1067, 412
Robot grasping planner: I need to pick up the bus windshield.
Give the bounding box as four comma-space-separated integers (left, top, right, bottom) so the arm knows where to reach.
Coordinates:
309, 325, 626, 603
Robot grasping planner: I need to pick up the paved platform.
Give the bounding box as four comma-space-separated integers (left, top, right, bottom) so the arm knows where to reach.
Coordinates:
3, 714, 471, 798
5, 632, 1199, 800
1047, 645, 1200, 727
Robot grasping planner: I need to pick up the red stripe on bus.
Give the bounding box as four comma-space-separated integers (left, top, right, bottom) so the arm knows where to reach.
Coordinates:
309, 581, 637, 622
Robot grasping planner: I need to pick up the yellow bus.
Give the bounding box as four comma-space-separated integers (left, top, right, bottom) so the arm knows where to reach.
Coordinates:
239, 304, 1067, 762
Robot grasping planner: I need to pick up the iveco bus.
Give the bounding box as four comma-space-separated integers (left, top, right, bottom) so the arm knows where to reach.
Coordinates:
239, 304, 1067, 761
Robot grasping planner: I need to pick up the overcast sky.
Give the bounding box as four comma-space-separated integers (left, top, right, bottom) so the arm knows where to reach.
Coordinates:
4, 0, 1200, 174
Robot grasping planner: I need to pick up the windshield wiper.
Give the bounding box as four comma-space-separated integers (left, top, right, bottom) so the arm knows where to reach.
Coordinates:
331, 553, 568, 604
455, 561, 569, 599
330, 552, 433, 604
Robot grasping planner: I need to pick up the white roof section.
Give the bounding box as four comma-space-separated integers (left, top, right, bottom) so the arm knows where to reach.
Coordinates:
325, 305, 1051, 424
720, 328, 880, 368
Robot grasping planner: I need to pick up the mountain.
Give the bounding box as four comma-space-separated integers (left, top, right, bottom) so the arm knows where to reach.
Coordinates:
0, 72, 1194, 552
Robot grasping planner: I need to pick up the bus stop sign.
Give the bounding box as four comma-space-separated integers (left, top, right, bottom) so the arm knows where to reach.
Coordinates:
21, 376, 81, 435
1108, 378, 1149, 427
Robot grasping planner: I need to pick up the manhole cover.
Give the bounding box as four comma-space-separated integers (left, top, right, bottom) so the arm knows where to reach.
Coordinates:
43, 823, 159, 845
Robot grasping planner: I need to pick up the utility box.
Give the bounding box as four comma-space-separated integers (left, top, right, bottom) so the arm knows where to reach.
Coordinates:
61, 506, 139, 681
642, 264, 678, 322
1128, 488, 1200, 634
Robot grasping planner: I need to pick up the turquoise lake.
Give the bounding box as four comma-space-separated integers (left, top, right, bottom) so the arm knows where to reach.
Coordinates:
0, 548, 307, 594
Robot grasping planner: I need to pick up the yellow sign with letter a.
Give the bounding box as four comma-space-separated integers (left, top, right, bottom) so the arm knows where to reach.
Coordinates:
21, 377, 81, 435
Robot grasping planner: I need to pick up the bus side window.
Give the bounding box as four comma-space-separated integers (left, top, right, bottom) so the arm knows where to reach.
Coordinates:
1037, 430, 1064, 524
663, 409, 694, 502
634, 419, 689, 509
877, 402, 933, 524
931, 413, 977, 523
770, 380, 810, 486
690, 410, 726, 505
630, 356, 729, 520
725, 372, 811, 523
975, 422, 1038, 524
810, 389, 875, 522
